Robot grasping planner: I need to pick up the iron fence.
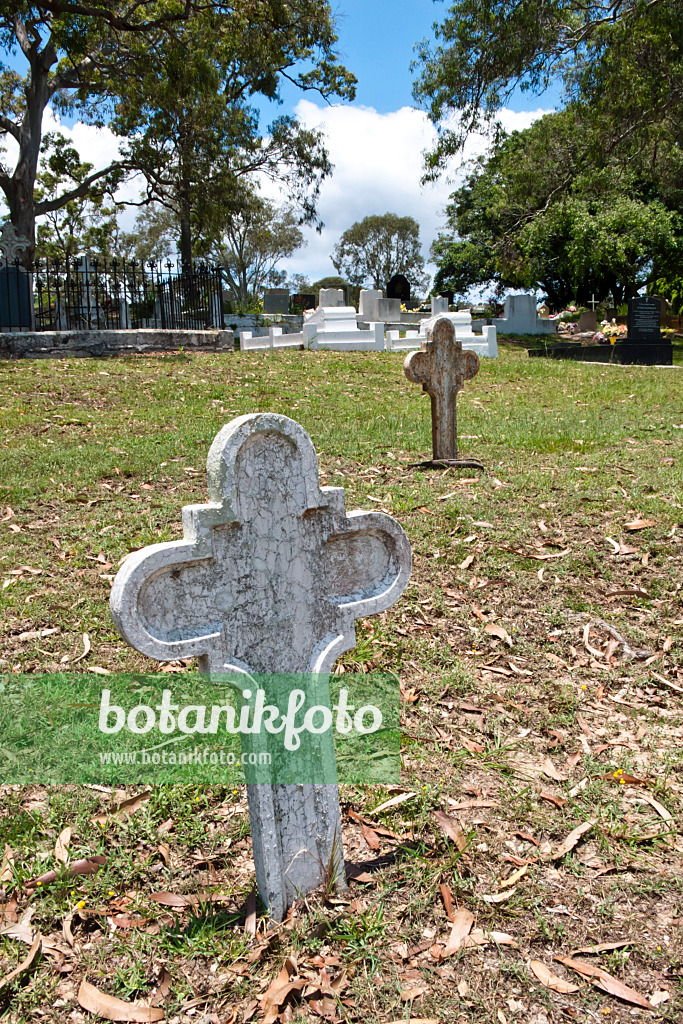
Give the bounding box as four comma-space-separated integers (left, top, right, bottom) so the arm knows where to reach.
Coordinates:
0, 257, 225, 332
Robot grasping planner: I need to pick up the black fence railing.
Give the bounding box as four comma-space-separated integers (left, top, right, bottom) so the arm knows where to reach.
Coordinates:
0, 257, 225, 333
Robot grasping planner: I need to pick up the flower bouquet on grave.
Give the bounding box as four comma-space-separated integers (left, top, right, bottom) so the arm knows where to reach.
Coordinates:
596, 319, 626, 345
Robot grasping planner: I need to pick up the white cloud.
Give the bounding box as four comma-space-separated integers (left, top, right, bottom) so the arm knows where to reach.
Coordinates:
276, 100, 552, 288
2, 101, 552, 285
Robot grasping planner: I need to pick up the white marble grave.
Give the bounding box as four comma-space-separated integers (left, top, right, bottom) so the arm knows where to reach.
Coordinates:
318, 287, 344, 307
386, 311, 498, 358
430, 295, 449, 315
491, 294, 556, 335
239, 326, 303, 351
305, 307, 385, 350
110, 413, 411, 921
358, 289, 401, 323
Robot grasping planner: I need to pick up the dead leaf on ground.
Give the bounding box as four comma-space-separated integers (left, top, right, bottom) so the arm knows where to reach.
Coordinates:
370, 792, 415, 815
440, 884, 454, 922
0, 933, 41, 992
570, 941, 631, 956
434, 811, 466, 852
547, 820, 595, 861
90, 791, 152, 826
0, 845, 14, 883
361, 824, 381, 851
72, 632, 91, 663
54, 827, 71, 864
484, 622, 513, 646
442, 907, 474, 956
244, 888, 257, 938
448, 798, 499, 811
540, 792, 567, 809
529, 959, 580, 994
400, 986, 427, 1001
77, 979, 164, 1021
26, 855, 107, 890
499, 865, 527, 888
624, 518, 655, 531
461, 737, 485, 754
459, 553, 476, 570
555, 956, 652, 1009
481, 888, 517, 903
260, 957, 306, 1024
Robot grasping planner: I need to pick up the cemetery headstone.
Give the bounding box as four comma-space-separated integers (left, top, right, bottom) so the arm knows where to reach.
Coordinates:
359, 289, 383, 319
292, 293, 315, 311
430, 295, 449, 315
627, 296, 661, 341
577, 310, 597, 333
0, 264, 32, 331
491, 294, 555, 335
386, 274, 410, 305
404, 317, 480, 465
110, 413, 411, 921
319, 287, 344, 307
263, 288, 290, 315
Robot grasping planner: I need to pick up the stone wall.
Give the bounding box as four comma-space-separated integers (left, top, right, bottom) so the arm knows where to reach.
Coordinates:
0, 329, 237, 359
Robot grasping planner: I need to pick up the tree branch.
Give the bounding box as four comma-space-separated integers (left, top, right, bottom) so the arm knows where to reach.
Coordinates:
13, 14, 32, 58
0, 115, 21, 143
35, 162, 129, 215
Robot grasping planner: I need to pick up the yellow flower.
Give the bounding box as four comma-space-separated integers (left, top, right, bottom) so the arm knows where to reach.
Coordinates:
77, 900, 85, 909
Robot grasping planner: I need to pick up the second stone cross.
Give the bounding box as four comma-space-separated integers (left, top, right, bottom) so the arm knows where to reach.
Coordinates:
404, 315, 481, 467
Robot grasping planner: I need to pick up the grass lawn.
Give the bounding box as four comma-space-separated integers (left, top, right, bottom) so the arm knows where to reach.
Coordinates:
1, 343, 682, 1022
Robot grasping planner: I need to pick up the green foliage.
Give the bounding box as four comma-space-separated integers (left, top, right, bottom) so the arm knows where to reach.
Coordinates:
331, 213, 428, 293
117, 205, 177, 266
431, 108, 683, 307
110, 3, 354, 263
208, 197, 305, 309
34, 133, 121, 262
0, 1, 355, 261
412, 0, 683, 175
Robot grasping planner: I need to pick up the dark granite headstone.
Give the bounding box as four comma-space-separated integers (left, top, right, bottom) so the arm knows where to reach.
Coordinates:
386, 274, 410, 304
627, 296, 661, 341
263, 288, 289, 315
292, 293, 315, 311
0, 265, 32, 331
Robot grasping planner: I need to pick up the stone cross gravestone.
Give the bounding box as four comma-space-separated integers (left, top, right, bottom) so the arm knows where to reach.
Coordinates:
386, 274, 410, 305
110, 413, 411, 920
404, 316, 480, 465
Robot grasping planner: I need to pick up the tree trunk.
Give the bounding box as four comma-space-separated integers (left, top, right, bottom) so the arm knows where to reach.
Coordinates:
0, 41, 55, 267
179, 215, 193, 269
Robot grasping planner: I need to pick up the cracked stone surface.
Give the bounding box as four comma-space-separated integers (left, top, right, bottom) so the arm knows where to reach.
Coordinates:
110, 413, 411, 920
404, 316, 480, 461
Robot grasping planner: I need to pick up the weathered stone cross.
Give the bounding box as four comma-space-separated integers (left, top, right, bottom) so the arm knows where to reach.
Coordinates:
110, 413, 411, 921
404, 316, 480, 463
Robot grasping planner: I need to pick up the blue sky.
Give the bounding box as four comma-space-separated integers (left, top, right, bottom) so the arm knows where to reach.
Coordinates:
265, 0, 562, 119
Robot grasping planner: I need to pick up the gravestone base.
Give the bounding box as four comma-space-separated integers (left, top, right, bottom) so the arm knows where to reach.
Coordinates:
407, 457, 487, 471
528, 340, 673, 365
